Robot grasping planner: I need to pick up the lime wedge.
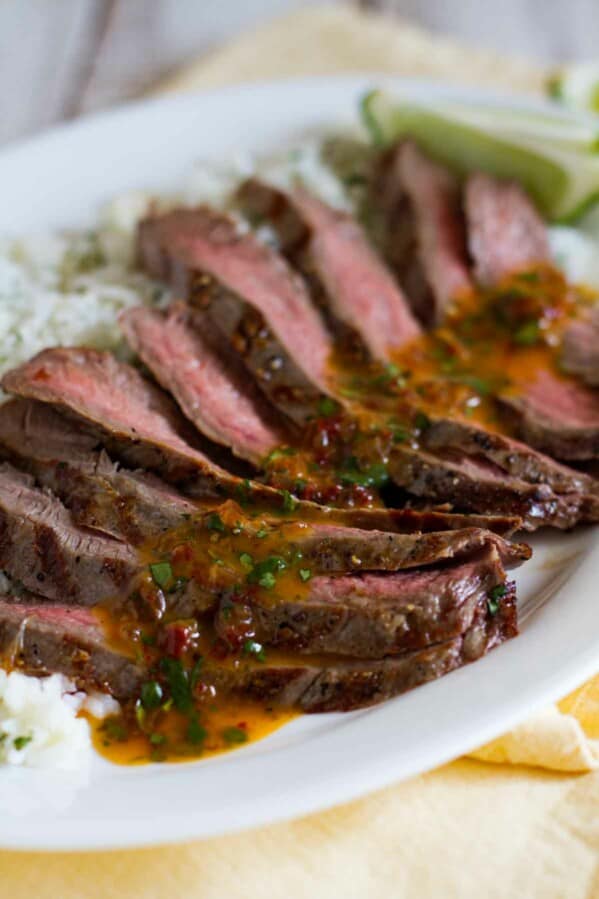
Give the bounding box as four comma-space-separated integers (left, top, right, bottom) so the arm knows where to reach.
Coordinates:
360, 90, 599, 221
548, 62, 599, 114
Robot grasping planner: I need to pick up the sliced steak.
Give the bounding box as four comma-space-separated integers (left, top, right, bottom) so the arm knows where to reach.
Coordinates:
208, 577, 515, 712
465, 172, 550, 286
0, 599, 144, 702
421, 414, 598, 496
236, 178, 421, 360
322, 506, 522, 537
498, 370, 599, 461
561, 308, 599, 388
0, 464, 138, 604
0, 398, 202, 544
0, 347, 290, 509
137, 206, 337, 426
218, 548, 517, 658
285, 523, 529, 572
388, 442, 598, 530
120, 303, 289, 465
369, 141, 473, 324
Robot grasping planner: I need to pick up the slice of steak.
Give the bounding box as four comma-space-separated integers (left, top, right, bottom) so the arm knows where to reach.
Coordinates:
236, 178, 421, 360
561, 308, 599, 388
0, 599, 143, 702
422, 414, 598, 496
368, 141, 473, 324
0, 464, 138, 604
0, 347, 290, 509
322, 506, 522, 537
120, 303, 290, 465
217, 548, 517, 658
286, 523, 529, 572
0, 399, 203, 544
208, 577, 515, 712
388, 442, 598, 530
465, 172, 550, 286
137, 206, 337, 426
498, 370, 599, 461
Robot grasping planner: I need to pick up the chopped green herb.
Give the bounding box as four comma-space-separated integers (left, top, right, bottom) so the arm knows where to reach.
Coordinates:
243, 639, 266, 662
513, 320, 541, 346
149, 732, 166, 746
206, 512, 226, 532
247, 556, 287, 588
318, 397, 338, 417
414, 411, 430, 432
448, 374, 492, 395
259, 572, 276, 590
160, 658, 193, 712
239, 552, 254, 570
141, 633, 157, 647
149, 561, 173, 589
140, 680, 163, 710
265, 446, 297, 465
340, 462, 389, 489
281, 490, 298, 513
256, 528, 268, 539
187, 717, 207, 745
516, 270, 541, 284
487, 584, 507, 615
222, 726, 248, 745
189, 658, 203, 691
13, 735, 32, 751
102, 717, 128, 742
299, 568, 312, 582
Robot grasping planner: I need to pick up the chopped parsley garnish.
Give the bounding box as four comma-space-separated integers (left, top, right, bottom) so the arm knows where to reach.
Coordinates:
186, 717, 207, 745
265, 446, 297, 465
340, 461, 389, 489
281, 490, 298, 513
243, 639, 266, 662
247, 556, 287, 589
513, 320, 541, 346
149, 561, 173, 589
258, 572, 276, 589
222, 726, 248, 745
13, 735, 32, 751
206, 512, 226, 532
414, 411, 430, 432
318, 397, 338, 417
299, 568, 312, 582
487, 584, 507, 615
256, 528, 268, 539
140, 680, 163, 710
102, 717, 128, 742
160, 657, 194, 712
149, 733, 166, 746
239, 552, 254, 571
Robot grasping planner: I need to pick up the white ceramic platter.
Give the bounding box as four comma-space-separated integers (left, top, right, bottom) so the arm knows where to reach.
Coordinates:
0, 76, 597, 850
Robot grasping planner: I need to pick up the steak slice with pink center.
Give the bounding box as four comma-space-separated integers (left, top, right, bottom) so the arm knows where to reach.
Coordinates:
137, 206, 337, 426
465, 172, 550, 286
237, 178, 421, 360
120, 303, 289, 465
498, 370, 599, 461
368, 141, 473, 325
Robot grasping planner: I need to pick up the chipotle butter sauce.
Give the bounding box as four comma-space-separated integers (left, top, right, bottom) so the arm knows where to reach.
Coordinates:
90, 264, 596, 764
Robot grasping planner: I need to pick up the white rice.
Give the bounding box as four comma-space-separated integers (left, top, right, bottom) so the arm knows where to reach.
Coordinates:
0, 670, 118, 770
0, 140, 597, 769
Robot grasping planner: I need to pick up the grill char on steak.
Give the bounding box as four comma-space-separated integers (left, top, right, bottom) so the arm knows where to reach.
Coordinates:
0, 600, 144, 701
137, 206, 338, 426
217, 547, 517, 658
120, 303, 290, 465
236, 177, 422, 360
0, 551, 516, 710
368, 141, 473, 325
0, 463, 138, 604
0, 398, 522, 543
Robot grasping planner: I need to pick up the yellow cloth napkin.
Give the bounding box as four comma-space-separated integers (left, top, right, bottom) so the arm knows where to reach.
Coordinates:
2, 7, 598, 896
